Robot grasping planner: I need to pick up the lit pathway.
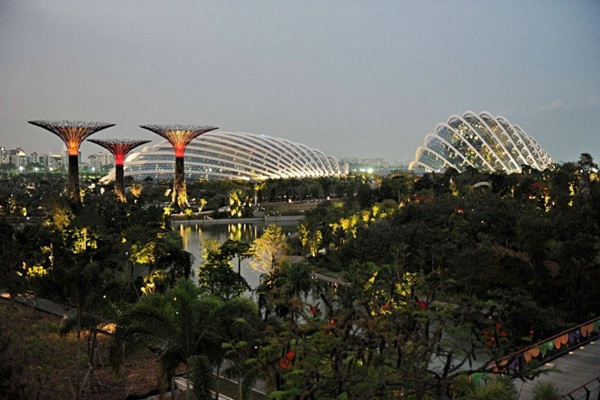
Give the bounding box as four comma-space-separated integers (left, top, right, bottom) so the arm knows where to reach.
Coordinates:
514, 340, 600, 399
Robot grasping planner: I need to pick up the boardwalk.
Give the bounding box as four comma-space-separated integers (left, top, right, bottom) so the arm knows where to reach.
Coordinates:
514, 340, 600, 399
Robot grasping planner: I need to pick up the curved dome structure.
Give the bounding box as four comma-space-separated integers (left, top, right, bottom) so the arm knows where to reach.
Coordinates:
409, 111, 552, 173
122, 131, 341, 181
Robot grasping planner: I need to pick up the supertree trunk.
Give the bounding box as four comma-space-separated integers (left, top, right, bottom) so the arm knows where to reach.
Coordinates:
88, 139, 149, 203
114, 164, 125, 202
139, 124, 218, 212
68, 154, 80, 203
173, 156, 187, 211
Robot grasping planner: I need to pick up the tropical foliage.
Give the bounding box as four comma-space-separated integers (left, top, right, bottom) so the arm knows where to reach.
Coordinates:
0, 153, 598, 399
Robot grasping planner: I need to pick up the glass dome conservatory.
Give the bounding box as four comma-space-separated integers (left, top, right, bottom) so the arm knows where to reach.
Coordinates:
409, 111, 552, 173
120, 131, 341, 181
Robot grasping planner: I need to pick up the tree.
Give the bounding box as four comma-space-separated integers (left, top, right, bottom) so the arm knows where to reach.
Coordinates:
298, 222, 323, 257
219, 239, 252, 275
255, 262, 313, 322
219, 297, 263, 400
198, 239, 250, 299
260, 260, 499, 399
249, 224, 289, 273
110, 279, 225, 398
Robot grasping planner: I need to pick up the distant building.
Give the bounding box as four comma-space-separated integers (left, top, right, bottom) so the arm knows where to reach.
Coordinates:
48, 154, 63, 170
9, 148, 27, 170
410, 110, 552, 173
28, 152, 56, 169
0, 147, 8, 165
87, 152, 114, 171
340, 157, 410, 176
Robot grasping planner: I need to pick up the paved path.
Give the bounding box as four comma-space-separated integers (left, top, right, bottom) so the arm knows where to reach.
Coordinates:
514, 341, 600, 399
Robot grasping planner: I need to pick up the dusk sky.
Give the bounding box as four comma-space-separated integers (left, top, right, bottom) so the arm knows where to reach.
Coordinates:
1, 1, 599, 164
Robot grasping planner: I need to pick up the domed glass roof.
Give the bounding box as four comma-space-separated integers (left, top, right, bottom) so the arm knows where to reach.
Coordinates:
122, 131, 341, 181
409, 111, 552, 173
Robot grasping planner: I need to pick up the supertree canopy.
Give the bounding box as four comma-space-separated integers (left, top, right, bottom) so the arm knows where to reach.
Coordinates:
28, 120, 115, 203
88, 139, 150, 202
139, 124, 218, 210
139, 125, 218, 157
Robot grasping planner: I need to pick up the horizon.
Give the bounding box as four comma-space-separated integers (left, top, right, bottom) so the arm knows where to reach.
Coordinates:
1, 1, 599, 164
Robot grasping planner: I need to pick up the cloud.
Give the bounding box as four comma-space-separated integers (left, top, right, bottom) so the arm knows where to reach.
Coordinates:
536, 96, 600, 114
536, 99, 568, 113
582, 96, 600, 109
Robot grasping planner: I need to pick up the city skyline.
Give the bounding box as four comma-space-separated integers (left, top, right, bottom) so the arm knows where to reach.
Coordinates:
1, 1, 599, 164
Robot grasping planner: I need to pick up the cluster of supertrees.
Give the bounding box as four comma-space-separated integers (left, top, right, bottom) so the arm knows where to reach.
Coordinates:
28, 120, 217, 208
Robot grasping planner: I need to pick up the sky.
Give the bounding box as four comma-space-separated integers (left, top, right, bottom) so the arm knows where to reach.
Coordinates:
1, 1, 599, 164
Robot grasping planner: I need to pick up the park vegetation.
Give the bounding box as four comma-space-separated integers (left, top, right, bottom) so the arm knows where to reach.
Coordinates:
0, 153, 598, 399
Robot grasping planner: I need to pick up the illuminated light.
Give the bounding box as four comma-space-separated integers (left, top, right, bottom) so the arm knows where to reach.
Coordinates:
28, 120, 115, 202
409, 111, 552, 173
123, 131, 340, 182
568, 351, 574, 355
140, 124, 218, 209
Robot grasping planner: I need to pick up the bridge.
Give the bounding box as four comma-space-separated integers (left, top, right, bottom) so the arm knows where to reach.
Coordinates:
479, 317, 600, 399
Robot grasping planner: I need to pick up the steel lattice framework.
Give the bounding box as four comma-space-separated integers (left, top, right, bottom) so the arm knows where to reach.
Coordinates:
123, 131, 341, 182
88, 139, 150, 202
139, 124, 218, 157
88, 139, 151, 166
28, 120, 115, 203
139, 124, 218, 210
409, 111, 552, 173
28, 120, 115, 156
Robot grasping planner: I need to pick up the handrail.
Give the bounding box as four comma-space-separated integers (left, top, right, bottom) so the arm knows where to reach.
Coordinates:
486, 316, 600, 375
560, 375, 600, 399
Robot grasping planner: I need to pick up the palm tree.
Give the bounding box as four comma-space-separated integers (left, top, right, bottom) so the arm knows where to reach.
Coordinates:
110, 279, 224, 399
219, 297, 263, 400
255, 262, 313, 322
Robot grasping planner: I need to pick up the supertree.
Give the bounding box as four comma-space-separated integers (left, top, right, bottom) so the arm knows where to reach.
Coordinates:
140, 124, 218, 210
28, 120, 115, 203
88, 139, 150, 202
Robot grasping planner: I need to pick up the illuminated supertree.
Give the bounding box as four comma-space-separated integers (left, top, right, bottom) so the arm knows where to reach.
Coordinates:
140, 124, 218, 210
28, 120, 115, 203
88, 139, 150, 202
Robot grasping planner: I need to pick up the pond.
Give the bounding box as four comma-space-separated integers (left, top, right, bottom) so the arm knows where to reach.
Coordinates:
172, 220, 299, 290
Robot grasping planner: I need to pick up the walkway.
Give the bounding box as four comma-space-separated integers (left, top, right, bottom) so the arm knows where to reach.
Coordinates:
483, 317, 600, 399
514, 341, 600, 399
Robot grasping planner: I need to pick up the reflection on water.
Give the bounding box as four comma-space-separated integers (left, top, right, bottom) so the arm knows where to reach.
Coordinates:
173, 221, 298, 290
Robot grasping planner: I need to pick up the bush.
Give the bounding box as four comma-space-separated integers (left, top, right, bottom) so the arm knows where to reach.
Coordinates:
532, 381, 561, 400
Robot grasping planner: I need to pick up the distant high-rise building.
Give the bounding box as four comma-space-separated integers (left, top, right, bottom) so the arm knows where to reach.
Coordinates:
28, 152, 47, 169
87, 152, 114, 171
0, 147, 8, 165
9, 148, 27, 170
